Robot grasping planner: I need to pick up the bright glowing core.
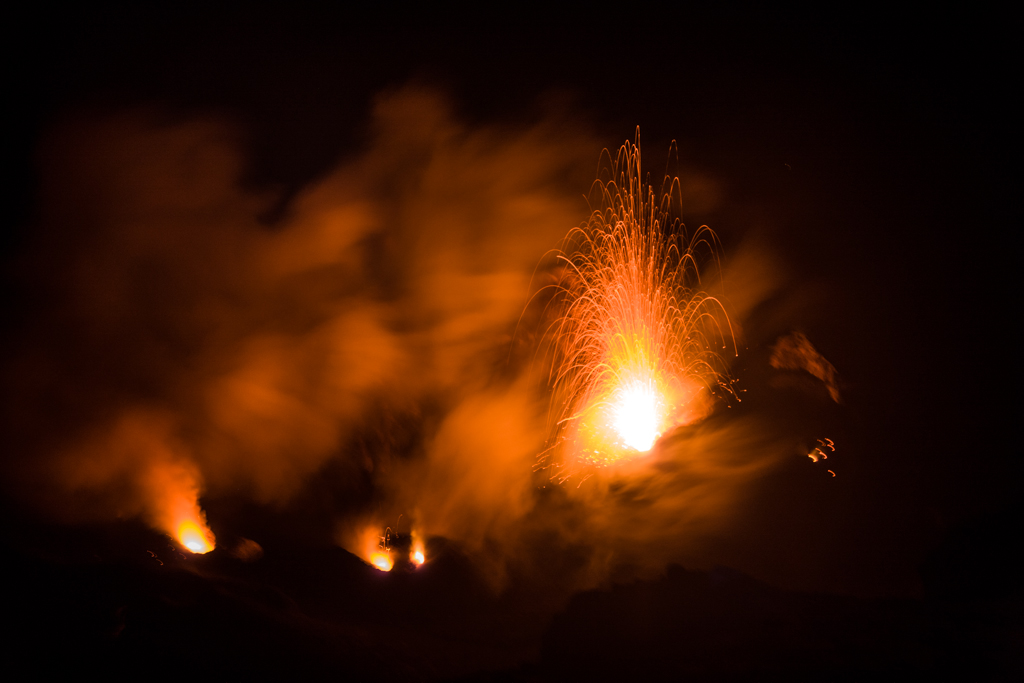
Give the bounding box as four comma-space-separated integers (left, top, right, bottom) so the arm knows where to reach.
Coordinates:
612, 381, 660, 452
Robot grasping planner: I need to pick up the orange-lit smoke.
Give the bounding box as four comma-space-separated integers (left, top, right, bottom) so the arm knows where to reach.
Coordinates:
3, 88, 792, 589
154, 469, 215, 554
2, 88, 590, 553
771, 332, 841, 403
37, 410, 215, 552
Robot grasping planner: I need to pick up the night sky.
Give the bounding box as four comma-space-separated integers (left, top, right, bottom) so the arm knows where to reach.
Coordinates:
4, 7, 1018, 680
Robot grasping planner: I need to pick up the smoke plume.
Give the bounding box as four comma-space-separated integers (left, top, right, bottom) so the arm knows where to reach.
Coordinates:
3, 87, 793, 588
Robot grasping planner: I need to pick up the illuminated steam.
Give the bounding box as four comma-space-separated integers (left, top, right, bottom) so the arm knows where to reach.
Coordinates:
4, 87, 794, 587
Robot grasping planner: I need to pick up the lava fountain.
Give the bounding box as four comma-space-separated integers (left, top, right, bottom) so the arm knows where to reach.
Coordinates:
544, 139, 737, 476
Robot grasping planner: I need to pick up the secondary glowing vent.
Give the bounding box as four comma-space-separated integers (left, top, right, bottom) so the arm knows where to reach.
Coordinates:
177, 518, 215, 554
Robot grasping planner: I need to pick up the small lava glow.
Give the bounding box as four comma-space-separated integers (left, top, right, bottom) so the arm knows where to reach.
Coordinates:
407, 532, 423, 565
371, 551, 394, 572
177, 518, 215, 554
410, 532, 426, 567
355, 526, 394, 572
150, 462, 215, 555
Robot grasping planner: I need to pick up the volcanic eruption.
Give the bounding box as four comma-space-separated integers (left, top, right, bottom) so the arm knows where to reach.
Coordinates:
543, 139, 737, 479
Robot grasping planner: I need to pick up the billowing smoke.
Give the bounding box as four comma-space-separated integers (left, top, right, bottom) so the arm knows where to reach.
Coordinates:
3, 86, 810, 589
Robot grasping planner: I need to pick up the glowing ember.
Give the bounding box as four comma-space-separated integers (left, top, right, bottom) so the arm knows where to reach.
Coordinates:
545, 138, 737, 474
807, 438, 838, 475
177, 518, 215, 554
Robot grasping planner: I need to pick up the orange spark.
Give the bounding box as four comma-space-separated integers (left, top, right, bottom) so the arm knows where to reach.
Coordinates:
544, 138, 736, 475
808, 438, 837, 469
